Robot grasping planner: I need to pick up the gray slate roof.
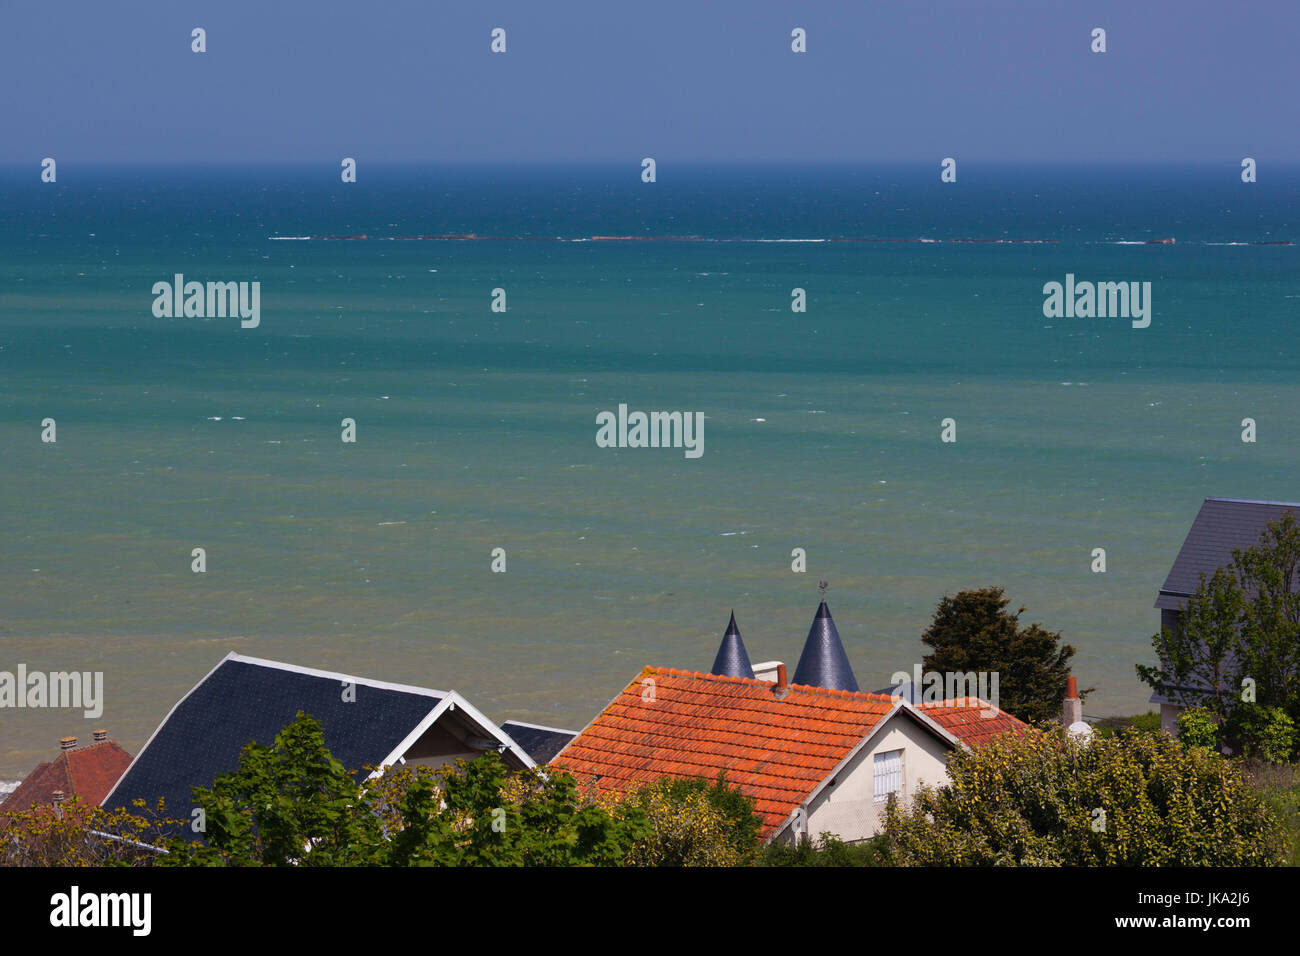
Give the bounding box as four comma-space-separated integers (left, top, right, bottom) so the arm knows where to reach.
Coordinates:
710, 611, 756, 679
792, 600, 859, 692
1150, 497, 1300, 707
1156, 497, 1300, 609
499, 721, 577, 764
102, 653, 531, 831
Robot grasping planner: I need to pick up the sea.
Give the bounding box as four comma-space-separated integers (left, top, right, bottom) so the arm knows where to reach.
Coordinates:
2, 162, 1298, 780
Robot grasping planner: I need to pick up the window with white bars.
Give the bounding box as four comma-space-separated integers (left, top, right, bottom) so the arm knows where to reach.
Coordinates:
873, 749, 903, 802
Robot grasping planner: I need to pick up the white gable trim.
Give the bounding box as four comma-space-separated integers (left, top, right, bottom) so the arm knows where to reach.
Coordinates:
372, 690, 535, 776
226, 652, 449, 699
500, 719, 579, 736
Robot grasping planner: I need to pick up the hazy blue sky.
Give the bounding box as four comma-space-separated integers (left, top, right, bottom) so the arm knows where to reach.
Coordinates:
2, 0, 1294, 164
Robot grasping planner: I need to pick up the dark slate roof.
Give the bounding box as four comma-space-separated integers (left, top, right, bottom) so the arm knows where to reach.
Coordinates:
499, 721, 578, 764
1156, 498, 1300, 609
102, 654, 452, 824
792, 601, 859, 692
710, 611, 756, 679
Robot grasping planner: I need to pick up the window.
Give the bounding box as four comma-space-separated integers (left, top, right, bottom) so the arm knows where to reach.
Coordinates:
873, 749, 903, 802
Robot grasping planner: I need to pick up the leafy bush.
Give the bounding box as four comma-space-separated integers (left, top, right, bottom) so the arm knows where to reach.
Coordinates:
621, 778, 748, 866
882, 726, 1284, 866
0, 796, 176, 867
1176, 707, 1220, 750
758, 832, 884, 866
1226, 706, 1296, 764
1247, 763, 1300, 867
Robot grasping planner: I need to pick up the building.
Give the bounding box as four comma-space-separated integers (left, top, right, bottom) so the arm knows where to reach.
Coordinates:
551, 602, 1026, 843
1152, 497, 1300, 734
102, 653, 536, 830
0, 730, 133, 825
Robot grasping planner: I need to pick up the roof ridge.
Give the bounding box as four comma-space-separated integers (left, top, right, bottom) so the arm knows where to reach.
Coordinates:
640, 665, 896, 703
1206, 496, 1300, 507
224, 653, 450, 698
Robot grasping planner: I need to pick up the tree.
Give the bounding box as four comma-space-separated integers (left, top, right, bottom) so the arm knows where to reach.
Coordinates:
882, 727, 1285, 866
1137, 512, 1300, 760
158, 712, 771, 866
161, 710, 384, 866
921, 587, 1078, 724
161, 711, 648, 866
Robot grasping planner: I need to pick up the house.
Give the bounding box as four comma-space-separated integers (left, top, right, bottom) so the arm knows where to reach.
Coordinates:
551, 602, 1026, 843
1152, 497, 1300, 734
102, 653, 535, 830
0, 730, 133, 825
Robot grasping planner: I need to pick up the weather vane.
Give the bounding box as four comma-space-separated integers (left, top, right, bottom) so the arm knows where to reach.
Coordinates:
818, 580, 829, 597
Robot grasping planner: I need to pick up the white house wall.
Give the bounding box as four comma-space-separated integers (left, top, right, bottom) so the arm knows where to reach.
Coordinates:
803, 712, 953, 843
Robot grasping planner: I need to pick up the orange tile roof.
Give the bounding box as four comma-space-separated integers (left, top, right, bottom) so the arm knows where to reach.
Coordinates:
552, 668, 890, 837
553, 669, 1029, 838
916, 697, 1029, 749
0, 740, 133, 821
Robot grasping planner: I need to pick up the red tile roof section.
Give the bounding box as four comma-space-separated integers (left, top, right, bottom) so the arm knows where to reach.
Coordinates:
917, 697, 1029, 748
553, 667, 903, 838
553, 669, 1029, 838
0, 741, 134, 820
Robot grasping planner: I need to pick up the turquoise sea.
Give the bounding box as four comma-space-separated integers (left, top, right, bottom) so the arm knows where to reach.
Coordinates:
2, 163, 1299, 778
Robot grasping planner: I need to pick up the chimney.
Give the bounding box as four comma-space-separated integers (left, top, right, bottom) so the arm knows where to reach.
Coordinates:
773, 663, 790, 700
52, 790, 65, 804
1062, 676, 1082, 727
59, 736, 76, 751
93, 729, 107, 743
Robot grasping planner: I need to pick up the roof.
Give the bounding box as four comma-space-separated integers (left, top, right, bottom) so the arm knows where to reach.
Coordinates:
499, 720, 578, 764
102, 653, 533, 823
551, 666, 1024, 839
916, 698, 1029, 749
0, 739, 133, 820
792, 600, 859, 691
710, 611, 755, 679
1156, 497, 1300, 609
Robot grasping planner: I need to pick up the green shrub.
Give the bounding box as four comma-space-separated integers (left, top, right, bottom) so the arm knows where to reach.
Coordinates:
1228, 706, 1297, 764
1176, 707, 1220, 750
882, 727, 1284, 866
621, 774, 762, 866
758, 832, 884, 866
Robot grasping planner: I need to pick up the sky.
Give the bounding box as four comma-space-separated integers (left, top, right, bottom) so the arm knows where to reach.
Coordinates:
0, 0, 1296, 165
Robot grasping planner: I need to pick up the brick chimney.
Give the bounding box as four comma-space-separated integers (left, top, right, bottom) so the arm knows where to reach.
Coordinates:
92, 729, 107, 743
773, 663, 790, 700
59, 736, 76, 751
1062, 676, 1082, 727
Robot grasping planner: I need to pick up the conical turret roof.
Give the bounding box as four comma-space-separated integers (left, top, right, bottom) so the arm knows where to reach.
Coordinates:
792, 600, 859, 691
710, 610, 755, 679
